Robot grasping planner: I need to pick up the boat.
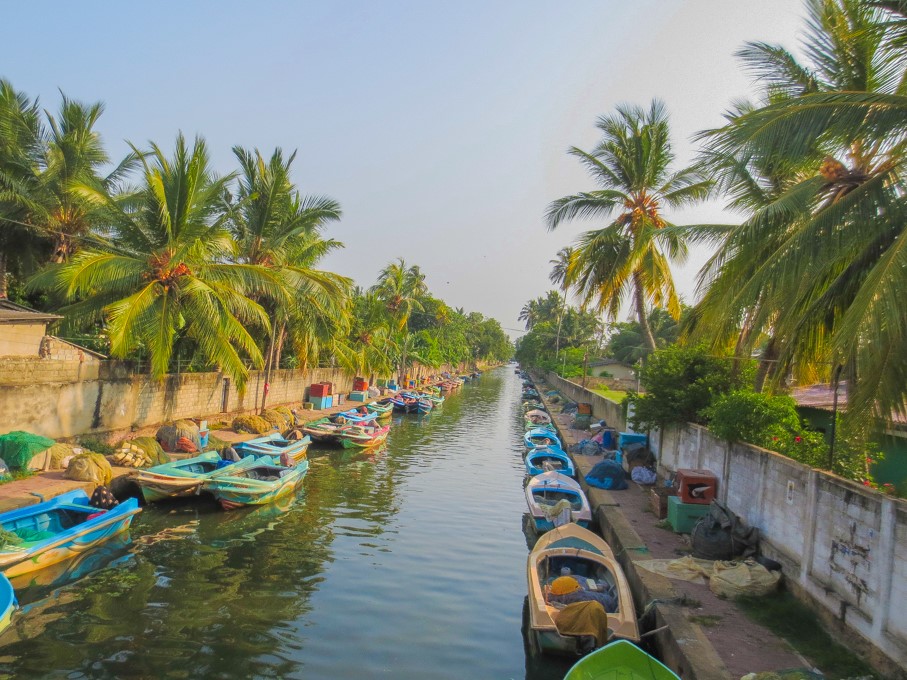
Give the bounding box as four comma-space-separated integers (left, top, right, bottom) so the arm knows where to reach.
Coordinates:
390, 395, 417, 413
564, 640, 680, 679
332, 409, 379, 425
132, 451, 259, 503
232, 432, 311, 464
525, 409, 552, 427
416, 398, 433, 414
525, 446, 575, 477
419, 392, 445, 407
0, 574, 15, 634
369, 400, 395, 420
526, 523, 639, 655
525, 428, 562, 451
0, 490, 141, 577
338, 424, 391, 449
204, 457, 309, 510
525, 471, 592, 531
301, 417, 351, 444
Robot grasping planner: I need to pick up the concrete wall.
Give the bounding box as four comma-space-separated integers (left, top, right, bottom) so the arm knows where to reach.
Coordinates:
544, 372, 626, 430
653, 423, 907, 673
540, 374, 907, 673
0, 360, 356, 440
0, 323, 45, 357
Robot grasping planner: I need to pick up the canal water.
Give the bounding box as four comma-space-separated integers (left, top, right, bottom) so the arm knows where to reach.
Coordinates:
0, 368, 575, 679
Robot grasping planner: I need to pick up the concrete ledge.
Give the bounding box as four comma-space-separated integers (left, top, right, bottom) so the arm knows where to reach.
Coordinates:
533, 374, 732, 680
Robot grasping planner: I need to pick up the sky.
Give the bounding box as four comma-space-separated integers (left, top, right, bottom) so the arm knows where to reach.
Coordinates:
1, 0, 806, 339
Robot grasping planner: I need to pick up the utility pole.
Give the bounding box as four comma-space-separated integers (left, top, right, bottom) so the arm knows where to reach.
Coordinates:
582, 351, 588, 388
828, 364, 844, 470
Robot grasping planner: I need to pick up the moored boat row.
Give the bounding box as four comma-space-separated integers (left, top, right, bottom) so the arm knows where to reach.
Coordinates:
515, 371, 670, 675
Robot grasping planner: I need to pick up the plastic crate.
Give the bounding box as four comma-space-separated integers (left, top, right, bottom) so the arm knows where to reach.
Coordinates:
309, 383, 331, 398
353, 377, 368, 391
618, 432, 648, 450
676, 469, 718, 504
667, 495, 710, 533
348, 391, 368, 402
308, 395, 332, 410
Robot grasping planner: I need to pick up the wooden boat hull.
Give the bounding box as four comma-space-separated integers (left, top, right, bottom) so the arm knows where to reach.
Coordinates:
339, 425, 391, 449
0, 574, 15, 635
527, 524, 639, 656
525, 472, 592, 531
233, 433, 311, 464
564, 640, 680, 679
0, 491, 141, 577
133, 452, 258, 503
301, 418, 348, 444
206, 459, 308, 510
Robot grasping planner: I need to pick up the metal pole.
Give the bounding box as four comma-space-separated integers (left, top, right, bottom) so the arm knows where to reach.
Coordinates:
828, 364, 843, 470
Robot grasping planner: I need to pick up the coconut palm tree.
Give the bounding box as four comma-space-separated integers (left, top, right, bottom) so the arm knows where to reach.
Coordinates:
230, 146, 351, 408
546, 99, 711, 353
0, 80, 44, 298
370, 258, 427, 331
697, 0, 907, 416
549, 246, 575, 357
30, 133, 274, 387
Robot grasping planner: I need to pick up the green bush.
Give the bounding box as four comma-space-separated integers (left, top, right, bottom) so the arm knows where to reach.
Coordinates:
627, 345, 751, 431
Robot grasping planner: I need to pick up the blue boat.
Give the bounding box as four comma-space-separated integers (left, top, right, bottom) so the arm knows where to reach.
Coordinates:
416, 398, 433, 414
332, 409, 379, 425
525, 428, 562, 451
525, 446, 575, 477
0, 490, 141, 578
232, 432, 311, 463
0, 573, 15, 634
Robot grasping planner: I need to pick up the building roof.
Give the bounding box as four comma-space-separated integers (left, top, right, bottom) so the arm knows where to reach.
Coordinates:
791, 383, 907, 426
0, 300, 61, 324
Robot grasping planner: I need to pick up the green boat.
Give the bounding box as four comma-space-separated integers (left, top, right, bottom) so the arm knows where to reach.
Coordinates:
564, 640, 680, 680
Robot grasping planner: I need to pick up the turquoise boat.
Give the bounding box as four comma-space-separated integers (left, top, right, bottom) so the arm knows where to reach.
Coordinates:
0, 490, 140, 578
232, 432, 311, 464
132, 451, 258, 503
525, 446, 575, 477
564, 640, 680, 679
204, 457, 309, 510
0, 573, 15, 635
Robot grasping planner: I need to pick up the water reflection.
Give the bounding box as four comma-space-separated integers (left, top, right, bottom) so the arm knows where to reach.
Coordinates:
0, 370, 577, 679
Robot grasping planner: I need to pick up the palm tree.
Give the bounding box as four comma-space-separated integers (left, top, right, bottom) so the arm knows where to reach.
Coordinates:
230, 146, 351, 409
549, 246, 575, 357
30, 134, 274, 387
370, 258, 427, 330
697, 0, 907, 416
546, 99, 711, 353
0, 80, 44, 298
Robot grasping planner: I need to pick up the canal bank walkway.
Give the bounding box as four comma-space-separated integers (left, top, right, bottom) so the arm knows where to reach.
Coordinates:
0, 398, 375, 514
532, 375, 807, 680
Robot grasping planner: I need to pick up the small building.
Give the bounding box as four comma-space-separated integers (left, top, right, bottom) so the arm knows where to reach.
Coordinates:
0, 300, 62, 357
0, 300, 104, 362
588, 358, 636, 381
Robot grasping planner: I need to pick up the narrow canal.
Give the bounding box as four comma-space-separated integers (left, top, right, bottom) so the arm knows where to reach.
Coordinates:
0, 368, 575, 679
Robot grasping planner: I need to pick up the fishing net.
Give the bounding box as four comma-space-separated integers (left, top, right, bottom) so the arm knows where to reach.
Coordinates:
27, 442, 87, 471
64, 452, 113, 485
232, 415, 272, 434
261, 409, 291, 430
0, 528, 23, 550
0, 431, 56, 470
156, 420, 202, 452
110, 437, 170, 468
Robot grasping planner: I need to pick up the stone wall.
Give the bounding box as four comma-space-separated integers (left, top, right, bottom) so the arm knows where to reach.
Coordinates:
0, 361, 356, 440
0, 323, 46, 357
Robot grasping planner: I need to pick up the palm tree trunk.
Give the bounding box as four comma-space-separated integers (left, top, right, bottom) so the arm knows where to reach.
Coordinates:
633, 271, 657, 352
259, 314, 281, 414
0, 252, 7, 299
754, 335, 778, 392
554, 294, 567, 358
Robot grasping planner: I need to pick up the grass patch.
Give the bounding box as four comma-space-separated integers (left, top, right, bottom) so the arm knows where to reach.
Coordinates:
0, 469, 37, 486
76, 436, 114, 456
737, 591, 877, 679
592, 388, 627, 402
688, 614, 722, 627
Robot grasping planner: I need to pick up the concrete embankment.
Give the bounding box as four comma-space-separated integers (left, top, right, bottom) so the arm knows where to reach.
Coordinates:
0, 398, 376, 514
531, 378, 732, 680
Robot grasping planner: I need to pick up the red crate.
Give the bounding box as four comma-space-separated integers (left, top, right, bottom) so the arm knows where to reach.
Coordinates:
353, 377, 368, 391
675, 469, 718, 504
309, 382, 332, 397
